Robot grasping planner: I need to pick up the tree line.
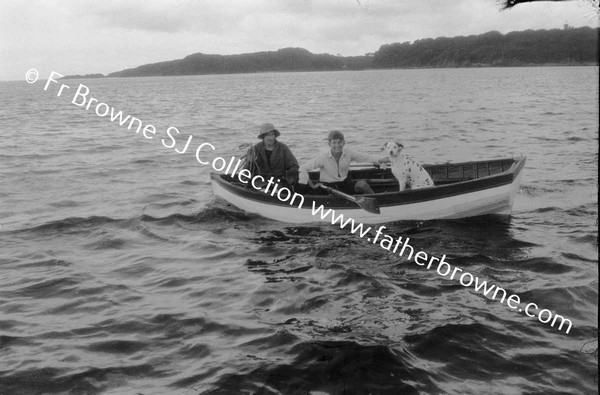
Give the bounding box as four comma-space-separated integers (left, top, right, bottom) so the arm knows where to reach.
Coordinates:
373, 27, 598, 68
104, 27, 597, 77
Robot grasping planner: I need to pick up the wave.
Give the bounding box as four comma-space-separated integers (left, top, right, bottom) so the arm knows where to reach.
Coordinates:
565, 136, 587, 142
520, 184, 556, 195
518, 286, 595, 323
131, 158, 157, 164
8, 276, 82, 298
197, 340, 431, 394
85, 339, 147, 354
565, 203, 598, 217
245, 256, 313, 281
141, 197, 197, 208
15, 258, 73, 269
84, 236, 129, 250
0, 334, 32, 349
48, 200, 80, 208
521, 204, 597, 228
17, 215, 120, 234
10, 206, 259, 235
401, 321, 592, 393
0, 364, 159, 395
495, 256, 573, 274
180, 179, 203, 185
529, 206, 570, 214
140, 207, 259, 225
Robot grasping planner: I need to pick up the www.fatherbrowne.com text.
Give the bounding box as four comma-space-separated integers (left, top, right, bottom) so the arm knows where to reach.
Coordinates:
310, 203, 572, 334
30, 69, 573, 335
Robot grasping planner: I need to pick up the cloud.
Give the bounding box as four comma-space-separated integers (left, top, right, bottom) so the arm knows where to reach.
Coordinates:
0, 0, 597, 80
67, 0, 322, 34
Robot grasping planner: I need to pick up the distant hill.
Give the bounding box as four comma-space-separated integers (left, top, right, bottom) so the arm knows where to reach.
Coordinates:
107, 48, 370, 77
96, 27, 597, 78
61, 73, 105, 79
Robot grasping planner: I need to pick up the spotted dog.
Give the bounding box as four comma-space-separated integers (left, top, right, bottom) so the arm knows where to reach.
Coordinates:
381, 142, 434, 191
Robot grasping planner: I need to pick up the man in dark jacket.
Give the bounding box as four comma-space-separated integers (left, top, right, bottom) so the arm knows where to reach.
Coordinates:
246, 123, 299, 188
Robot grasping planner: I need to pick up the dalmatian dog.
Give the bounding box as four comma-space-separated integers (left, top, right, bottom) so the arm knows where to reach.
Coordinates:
381, 142, 434, 191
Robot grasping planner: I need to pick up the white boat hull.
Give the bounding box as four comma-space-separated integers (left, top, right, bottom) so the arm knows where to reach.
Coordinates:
210, 156, 526, 224
211, 171, 522, 224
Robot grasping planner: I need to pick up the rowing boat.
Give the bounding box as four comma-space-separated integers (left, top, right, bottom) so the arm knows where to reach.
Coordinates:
210, 156, 526, 224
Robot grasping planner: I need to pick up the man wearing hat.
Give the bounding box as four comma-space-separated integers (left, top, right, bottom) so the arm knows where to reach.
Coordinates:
246, 123, 299, 188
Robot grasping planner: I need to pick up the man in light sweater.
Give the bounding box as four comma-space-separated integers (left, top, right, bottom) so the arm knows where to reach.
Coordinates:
299, 131, 387, 195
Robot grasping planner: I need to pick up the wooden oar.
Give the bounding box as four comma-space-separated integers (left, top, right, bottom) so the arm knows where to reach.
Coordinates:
318, 185, 381, 214
349, 162, 379, 168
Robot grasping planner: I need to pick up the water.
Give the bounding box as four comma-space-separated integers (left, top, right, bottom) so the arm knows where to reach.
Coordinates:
0, 67, 597, 394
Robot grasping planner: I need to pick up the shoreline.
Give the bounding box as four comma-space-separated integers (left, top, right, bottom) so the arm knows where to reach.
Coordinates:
56, 62, 598, 80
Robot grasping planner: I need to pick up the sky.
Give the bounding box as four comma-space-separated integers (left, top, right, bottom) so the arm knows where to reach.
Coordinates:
1, 0, 598, 81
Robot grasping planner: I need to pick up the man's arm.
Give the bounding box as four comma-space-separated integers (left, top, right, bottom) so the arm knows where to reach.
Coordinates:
347, 148, 383, 166
298, 155, 322, 186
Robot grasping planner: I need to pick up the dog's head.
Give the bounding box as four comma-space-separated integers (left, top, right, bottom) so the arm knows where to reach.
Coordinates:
381, 141, 404, 158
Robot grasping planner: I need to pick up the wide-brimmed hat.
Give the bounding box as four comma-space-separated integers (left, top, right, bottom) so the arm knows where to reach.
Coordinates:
257, 123, 281, 139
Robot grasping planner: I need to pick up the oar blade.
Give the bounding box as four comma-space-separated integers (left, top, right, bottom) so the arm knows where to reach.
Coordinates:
318, 184, 381, 214
355, 197, 381, 214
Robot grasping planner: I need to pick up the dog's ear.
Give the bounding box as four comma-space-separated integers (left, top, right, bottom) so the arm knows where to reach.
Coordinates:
380, 143, 387, 151
396, 142, 404, 149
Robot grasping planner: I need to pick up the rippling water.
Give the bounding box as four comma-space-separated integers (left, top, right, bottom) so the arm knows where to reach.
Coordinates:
0, 67, 598, 394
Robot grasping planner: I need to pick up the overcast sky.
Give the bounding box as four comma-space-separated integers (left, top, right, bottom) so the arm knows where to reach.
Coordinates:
1, 0, 598, 81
